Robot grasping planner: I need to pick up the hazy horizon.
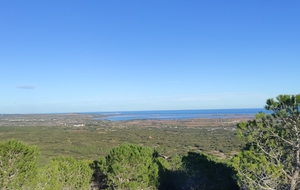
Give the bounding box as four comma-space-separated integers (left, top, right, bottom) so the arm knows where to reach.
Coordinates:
1, 1, 299, 114
1, 107, 265, 115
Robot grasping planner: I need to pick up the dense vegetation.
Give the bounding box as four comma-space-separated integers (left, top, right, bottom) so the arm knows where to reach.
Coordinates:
233, 94, 300, 190
0, 123, 242, 165
0, 139, 238, 189
0, 117, 243, 189
1, 94, 299, 189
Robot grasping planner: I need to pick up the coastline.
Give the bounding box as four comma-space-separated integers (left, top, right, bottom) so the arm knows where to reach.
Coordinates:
93, 108, 263, 121
0, 113, 253, 127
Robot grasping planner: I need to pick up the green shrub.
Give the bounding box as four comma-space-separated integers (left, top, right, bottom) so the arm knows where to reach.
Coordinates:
39, 156, 93, 190
104, 144, 160, 190
0, 139, 40, 189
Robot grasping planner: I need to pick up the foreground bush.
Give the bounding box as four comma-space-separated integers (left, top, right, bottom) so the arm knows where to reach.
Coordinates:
160, 152, 238, 190
38, 156, 93, 190
102, 144, 161, 190
0, 140, 240, 189
0, 139, 40, 189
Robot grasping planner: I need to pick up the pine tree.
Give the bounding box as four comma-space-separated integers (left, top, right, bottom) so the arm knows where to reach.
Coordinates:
39, 156, 93, 190
104, 144, 160, 190
0, 139, 40, 189
233, 94, 300, 190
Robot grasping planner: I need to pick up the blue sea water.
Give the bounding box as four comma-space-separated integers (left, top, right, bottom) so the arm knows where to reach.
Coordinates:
90, 108, 266, 121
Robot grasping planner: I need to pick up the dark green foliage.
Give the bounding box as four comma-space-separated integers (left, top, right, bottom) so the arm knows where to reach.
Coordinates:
0, 139, 40, 189
0, 139, 241, 189
182, 152, 238, 190
90, 158, 109, 189
233, 94, 300, 190
160, 152, 239, 190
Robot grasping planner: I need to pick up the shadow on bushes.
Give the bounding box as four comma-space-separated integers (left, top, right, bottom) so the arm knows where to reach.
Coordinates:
89, 151, 239, 190
159, 152, 239, 190
90, 160, 109, 190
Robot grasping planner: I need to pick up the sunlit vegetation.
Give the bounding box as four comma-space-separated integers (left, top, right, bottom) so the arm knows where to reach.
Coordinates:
0, 139, 238, 190
2, 94, 299, 189
0, 119, 244, 189
0, 124, 242, 165
233, 94, 300, 190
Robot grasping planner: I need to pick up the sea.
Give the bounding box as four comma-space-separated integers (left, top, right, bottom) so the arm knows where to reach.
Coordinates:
90, 108, 267, 121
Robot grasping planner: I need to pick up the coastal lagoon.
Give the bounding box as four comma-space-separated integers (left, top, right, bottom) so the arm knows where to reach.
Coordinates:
91, 108, 266, 121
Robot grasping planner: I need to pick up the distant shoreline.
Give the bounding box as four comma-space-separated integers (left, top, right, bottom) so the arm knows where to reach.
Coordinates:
91, 108, 265, 121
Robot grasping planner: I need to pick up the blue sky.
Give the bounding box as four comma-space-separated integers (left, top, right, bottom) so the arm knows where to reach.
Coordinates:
1, 1, 299, 113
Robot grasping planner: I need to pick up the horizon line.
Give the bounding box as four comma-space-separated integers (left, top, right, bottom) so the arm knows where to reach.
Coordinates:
0, 107, 265, 115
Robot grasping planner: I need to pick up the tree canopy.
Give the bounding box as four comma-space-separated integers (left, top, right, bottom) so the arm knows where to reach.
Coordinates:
0, 139, 40, 189
39, 156, 93, 190
103, 144, 160, 190
233, 94, 300, 190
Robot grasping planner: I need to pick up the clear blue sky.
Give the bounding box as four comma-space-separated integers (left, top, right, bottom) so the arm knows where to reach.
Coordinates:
1, 1, 299, 113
